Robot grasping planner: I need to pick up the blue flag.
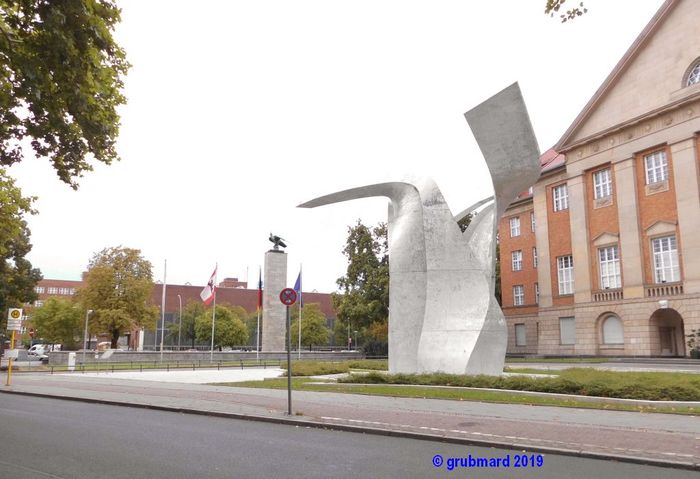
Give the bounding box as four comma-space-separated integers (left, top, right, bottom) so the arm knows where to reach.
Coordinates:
293, 270, 303, 307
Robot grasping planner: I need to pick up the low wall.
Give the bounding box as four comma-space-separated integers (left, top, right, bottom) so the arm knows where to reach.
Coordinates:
48, 350, 364, 365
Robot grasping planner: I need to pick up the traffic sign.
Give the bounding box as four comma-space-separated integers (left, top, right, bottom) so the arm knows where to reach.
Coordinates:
7, 308, 22, 331
279, 288, 297, 306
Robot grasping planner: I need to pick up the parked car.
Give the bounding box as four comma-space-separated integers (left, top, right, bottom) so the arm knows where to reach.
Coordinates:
28, 344, 61, 358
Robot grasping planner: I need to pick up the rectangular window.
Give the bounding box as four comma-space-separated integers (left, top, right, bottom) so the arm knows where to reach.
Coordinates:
530, 212, 535, 232
515, 323, 526, 346
559, 317, 576, 345
513, 285, 524, 306
34, 300, 43, 308
593, 168, 612, 199
652, 236, 680, 283
509, 217, 520, 237
34, 286, 45, 294
511, 250, 523, 271
553, 184, 568, 211
557, 255, 574, 295
532, 247, 538, 268
644, 150, 668, 185
599, 245, 621, 289
47, 287, 58, 294
535, 283, 540, 304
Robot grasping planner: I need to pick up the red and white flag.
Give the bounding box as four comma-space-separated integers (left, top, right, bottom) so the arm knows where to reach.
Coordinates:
200, 266, 217, 305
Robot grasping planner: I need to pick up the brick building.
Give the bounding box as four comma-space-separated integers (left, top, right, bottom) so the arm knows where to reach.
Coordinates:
31, 277, 336, 350
499, 0, 700, 357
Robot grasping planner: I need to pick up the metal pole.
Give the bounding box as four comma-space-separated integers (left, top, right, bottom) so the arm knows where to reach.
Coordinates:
177, 294, 182, 351
210, 264, 217, 362
82, 310, 93, 364
160, 259, 167, 362
286, 304, 292, 415
6, 330, 15, 386
298, 264, 302, 359
256, 308, 260, 362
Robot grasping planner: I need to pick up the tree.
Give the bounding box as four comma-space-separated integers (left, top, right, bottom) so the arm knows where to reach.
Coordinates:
290, 303, 329, 349
77, 246, 157, 348
168, 300, 204, 349
195, 304, 248, 350
545, 0, 587, 23
0, 0, 130, 188
0, 169, 42, 325
29, 297, 82, 348
332, 221, 389, 335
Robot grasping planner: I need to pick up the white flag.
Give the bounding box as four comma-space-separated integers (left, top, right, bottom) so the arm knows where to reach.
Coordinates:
200, 266, 217, 305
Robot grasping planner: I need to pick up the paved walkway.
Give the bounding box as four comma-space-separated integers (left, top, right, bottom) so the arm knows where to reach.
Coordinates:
1, 369, 699, 470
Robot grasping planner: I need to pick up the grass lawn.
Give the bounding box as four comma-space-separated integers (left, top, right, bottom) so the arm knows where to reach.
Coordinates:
218, 363, 700, 414
217, 376, 700, 415
338, 368, 700, 401
505, 357, 610, 363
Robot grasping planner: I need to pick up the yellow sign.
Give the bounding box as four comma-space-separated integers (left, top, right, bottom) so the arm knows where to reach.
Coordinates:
9, 308, 21, 320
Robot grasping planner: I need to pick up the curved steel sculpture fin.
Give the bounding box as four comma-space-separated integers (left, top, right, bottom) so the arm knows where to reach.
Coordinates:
299, 83, 540, 375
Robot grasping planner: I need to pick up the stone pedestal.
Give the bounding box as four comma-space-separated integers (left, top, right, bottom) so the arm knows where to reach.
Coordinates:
262, 250, 287, 351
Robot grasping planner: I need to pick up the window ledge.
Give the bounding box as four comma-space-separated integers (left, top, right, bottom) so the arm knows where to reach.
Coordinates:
593, 196, 613, 209
599, 344, 624, 350
645, 179, 669, 196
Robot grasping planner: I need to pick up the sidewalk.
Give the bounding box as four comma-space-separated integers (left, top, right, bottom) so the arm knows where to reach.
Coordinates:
1, 369, 698, 470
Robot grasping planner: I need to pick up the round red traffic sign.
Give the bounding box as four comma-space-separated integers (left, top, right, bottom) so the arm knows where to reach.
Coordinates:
279, 288, 297, 306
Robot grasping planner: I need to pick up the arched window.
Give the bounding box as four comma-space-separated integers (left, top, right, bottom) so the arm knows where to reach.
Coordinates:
602, 315, 624, 345
685, 59, 700, 86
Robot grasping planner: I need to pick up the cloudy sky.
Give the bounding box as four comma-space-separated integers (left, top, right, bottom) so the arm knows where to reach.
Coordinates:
10, 0, 665, 293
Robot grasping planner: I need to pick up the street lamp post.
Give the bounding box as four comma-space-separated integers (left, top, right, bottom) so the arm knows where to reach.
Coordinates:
354, 330, 358, 352
82, 310, 93, 364
177, 294, 182, 351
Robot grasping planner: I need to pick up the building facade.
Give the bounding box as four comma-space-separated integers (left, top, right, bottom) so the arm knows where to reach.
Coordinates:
500, 0, 700, 357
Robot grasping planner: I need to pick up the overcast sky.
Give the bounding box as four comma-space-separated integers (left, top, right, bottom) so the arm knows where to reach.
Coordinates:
9, 0, 665, 293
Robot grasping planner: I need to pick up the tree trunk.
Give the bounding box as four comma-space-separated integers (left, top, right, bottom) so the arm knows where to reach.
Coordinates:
111, 330, 119, 349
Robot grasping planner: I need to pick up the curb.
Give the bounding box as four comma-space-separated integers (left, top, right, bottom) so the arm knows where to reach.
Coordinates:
1, 388, 697, 471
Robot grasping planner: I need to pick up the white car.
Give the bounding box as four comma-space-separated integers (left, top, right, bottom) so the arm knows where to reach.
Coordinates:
28, 344, 61, 358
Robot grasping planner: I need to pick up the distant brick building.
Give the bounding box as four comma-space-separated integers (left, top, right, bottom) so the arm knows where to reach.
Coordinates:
499, 0, 700, 357
31, 276, 336, 350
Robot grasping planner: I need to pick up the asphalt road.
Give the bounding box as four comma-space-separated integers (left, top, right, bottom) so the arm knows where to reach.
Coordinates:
0, 395, 695, 479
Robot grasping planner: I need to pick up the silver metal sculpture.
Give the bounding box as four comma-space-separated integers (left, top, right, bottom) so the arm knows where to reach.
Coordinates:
299, 83, 540, 375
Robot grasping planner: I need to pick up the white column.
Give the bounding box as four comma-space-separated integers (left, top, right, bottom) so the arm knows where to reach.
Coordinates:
614, 157, 645, 298
671, 138, 700, 293
262, 250, 288, 351
568, 175, 592, 303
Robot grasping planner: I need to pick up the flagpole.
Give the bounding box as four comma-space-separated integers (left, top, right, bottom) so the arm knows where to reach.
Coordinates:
210, 263, 217, 362
298, 264, 302, 359
160, 259, 167, 362
256, 266, 261, 362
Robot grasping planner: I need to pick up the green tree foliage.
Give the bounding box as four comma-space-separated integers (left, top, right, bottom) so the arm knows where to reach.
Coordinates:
544, 0, 587, 23
290, 303, 329, 349
333, 221, 389, 335
0, 0, 130, 187
195, 304, 248, 349
168, 300, 204, 349
29, 297, 82, 348
77, 246, 157, 348
0, 169, 41, 324
457, 212, 472, 233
